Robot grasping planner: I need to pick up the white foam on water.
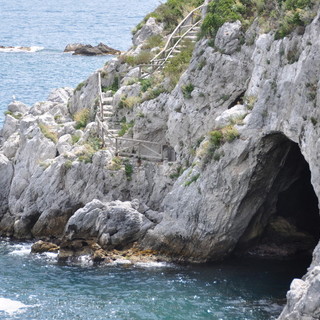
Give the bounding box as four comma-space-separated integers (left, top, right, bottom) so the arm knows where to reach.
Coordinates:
0, 46, 44, 53
0, 298, 30, 315
8, 244, 32, 256
43, 252, 58, 260
135, 261, 172, 268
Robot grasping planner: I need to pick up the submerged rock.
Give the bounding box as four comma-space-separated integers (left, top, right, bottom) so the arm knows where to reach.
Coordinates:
31, 240, 59, 253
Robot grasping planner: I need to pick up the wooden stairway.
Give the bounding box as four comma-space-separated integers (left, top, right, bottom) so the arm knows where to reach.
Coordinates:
94, 5, 207, 160
137, 4, 206, 78
96, 73, 174, 161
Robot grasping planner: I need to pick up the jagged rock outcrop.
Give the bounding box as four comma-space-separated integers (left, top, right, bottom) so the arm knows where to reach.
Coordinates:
132, 17, 164, 47
142, 10, 320, 262
64, 199, 154, 249
278, 242, 320, 319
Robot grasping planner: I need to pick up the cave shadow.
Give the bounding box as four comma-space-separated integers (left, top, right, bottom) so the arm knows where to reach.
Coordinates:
235, 132, 320, 260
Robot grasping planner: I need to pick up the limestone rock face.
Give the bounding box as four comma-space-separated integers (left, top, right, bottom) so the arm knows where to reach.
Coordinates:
8, 101, 28, 114
68, 72, 99, 115
0, 155, 14, 220
132, 17, 164, 47
278, 242, 320, 319
214, 20, 243, 54
65, 199, 154, 249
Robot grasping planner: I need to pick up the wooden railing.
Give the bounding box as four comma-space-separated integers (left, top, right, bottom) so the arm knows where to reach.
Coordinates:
115, 137, 166, 161
151, 4, 206, 66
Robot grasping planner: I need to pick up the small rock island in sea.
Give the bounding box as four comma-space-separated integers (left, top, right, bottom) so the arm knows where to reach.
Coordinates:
1, 0, 320, 318
64, 42, 121, 55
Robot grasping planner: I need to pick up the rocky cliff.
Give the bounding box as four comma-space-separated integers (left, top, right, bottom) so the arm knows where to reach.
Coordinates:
1, 1, 320, 318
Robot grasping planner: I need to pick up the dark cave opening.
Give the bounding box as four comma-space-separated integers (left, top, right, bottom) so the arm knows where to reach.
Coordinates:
236, 133, 320, 259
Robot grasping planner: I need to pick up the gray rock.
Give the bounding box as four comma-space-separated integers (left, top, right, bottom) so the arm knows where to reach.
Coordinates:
1, 115, 19, 141
64, 43, 85, 52
0, 155, 14, 219
215, 104, 248, 128
132, 17, 164, 47
57, 134, 72, 155
214, 20, 243, 54
72, 43, 121, 56
8, 101, 28, 114
65, 199, 154, 249
47, 87, 73, 104
2, 132, 20, 159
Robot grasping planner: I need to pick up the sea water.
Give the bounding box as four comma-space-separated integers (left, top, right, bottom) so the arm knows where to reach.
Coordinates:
0, 0, 160, 125
0, 240, 310, 320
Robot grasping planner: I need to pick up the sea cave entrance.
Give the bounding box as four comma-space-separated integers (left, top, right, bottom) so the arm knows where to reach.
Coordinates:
236, 132, 320, 259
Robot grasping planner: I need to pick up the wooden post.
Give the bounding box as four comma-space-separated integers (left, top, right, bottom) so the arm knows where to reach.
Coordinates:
118, 74, 121, 89
138, 142, 141, 159
101, 126, 105, 148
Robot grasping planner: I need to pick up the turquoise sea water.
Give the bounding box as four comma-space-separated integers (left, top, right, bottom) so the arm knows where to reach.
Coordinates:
0, 241, 310, 320
0, 0, 159, 125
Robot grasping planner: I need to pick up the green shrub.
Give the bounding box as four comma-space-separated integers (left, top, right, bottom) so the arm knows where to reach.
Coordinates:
124, 160, 133, 180
102, 76, 119, 93
5, 111, 22, 120
209, 130, 224, 147
133, 0, 203, 35
221, 125, 240, 141
311, 117, 318, 126
200, 0, 317, 40
108, 157, 123, 170
142, 86, 167, 101
201, 125, 239, 166
182, 83, 194, 99
118, 120, 134, 137
121, 96, 142, 108
39, 123, 58, 143
202, 0, 244, 36
169, 166, 185, 179
77, 144, 95, 163
54, 114, 62, 123
184, 173, 200, 186
164, 40, 194, 86
74, 108, 90, 129
139, 78, 153, 92
142, 34, 164, 49
87, 135, 103, 151
64, 160, 73, 169
71, 134, 81, 144
123, 51, 153, 66
74, 81, 86, 92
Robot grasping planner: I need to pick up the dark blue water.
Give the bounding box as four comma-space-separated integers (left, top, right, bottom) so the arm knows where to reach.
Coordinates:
0, 241, 310, 320
0, 0, 159, 125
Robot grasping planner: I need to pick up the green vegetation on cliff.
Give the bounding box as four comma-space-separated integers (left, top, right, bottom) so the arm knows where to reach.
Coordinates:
133, 0, 204, 33
202, 0, 318, 39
